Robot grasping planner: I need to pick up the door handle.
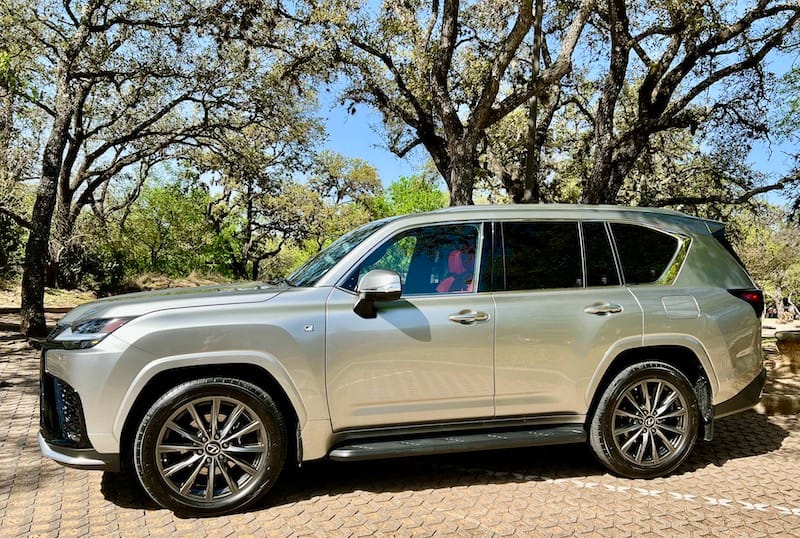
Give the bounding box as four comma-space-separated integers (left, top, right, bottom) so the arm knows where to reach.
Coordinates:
448, 310, 490, 324
584, 303, 623, 315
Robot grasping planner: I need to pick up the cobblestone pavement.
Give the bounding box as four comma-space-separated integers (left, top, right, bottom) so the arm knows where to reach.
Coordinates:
2, 327, 800, 537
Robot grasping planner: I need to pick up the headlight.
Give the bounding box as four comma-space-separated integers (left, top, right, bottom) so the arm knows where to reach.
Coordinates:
52, 317, 136, 349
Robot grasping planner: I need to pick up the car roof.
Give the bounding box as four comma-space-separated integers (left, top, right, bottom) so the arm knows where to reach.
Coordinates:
389, 204, 721, 234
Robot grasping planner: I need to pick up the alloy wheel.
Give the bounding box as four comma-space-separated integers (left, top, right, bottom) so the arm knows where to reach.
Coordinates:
611, 378, 689, 467
154, 396, 270, 503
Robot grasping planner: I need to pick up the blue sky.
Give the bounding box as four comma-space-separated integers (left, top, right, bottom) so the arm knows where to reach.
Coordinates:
320, 92, 424, 186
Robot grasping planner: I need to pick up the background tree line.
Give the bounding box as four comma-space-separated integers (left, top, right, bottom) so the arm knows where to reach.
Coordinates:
1, 0, 799, 335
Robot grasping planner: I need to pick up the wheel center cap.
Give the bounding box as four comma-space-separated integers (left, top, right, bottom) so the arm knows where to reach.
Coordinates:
644, 417, 656, 428
205, 441, 222, 456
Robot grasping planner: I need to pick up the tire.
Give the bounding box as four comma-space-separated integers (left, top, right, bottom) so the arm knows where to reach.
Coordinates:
589, 361, 699, 479
133, 377, 286, 516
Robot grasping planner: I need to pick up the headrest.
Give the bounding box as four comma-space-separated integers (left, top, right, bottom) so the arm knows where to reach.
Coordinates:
448, 249, 474, 275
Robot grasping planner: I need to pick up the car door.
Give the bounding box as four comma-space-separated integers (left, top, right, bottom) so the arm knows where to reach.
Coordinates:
325, 222, 495, 431
492, 220, 643, 417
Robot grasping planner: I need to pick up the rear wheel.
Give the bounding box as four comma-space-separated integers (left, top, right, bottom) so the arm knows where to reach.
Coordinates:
134, 377, 286, 516
589, 361, 699, 478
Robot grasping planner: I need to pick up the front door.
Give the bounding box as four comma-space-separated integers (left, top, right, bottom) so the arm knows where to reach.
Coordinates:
326, 223, 495, 431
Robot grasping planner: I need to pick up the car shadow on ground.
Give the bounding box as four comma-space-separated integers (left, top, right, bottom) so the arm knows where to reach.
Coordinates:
100, 410, 791, 515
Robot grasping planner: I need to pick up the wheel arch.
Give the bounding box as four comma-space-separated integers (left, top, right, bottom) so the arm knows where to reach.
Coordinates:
118, 362, 302, 472
586, 344, 715, 439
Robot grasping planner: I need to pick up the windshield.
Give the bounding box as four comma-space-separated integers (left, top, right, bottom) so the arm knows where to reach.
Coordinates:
287, 219, 392, 287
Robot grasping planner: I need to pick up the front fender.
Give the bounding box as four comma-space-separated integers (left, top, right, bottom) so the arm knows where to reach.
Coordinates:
112, 350, 309, 442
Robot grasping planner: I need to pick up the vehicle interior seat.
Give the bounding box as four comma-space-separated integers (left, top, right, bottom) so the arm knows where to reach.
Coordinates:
436, 249, 474, 293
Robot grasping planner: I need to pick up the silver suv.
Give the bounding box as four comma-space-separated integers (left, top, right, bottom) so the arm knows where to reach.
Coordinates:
40, 205, 765, 515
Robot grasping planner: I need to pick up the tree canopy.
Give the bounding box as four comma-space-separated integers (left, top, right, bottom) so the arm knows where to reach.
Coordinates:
1, 0, 799, 335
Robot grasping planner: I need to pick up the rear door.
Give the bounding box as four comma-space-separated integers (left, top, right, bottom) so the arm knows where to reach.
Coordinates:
492, 220, 643, 417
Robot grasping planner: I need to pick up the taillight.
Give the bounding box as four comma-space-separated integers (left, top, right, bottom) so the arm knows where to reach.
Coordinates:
728, 289, 764, 318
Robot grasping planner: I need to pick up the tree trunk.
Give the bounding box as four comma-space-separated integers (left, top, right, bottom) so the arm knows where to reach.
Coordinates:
522, 0, 544, 204
583, 0, 629, 205
19, 2, 97, 335
20, 57, 76, 335
0, 87, 12, 182
447, 142, 477, 206
776, 285, 785, 320
21, 116, 71, 335
230, 254, 247, 280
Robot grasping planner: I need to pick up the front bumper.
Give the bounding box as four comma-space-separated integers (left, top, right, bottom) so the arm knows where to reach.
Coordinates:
38, 433, 119, 471
39, 351, 120, 471
713, 367, 767, 419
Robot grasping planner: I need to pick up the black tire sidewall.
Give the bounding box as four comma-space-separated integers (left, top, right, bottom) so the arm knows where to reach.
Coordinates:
134, 377, 286, 516
590, 362, 699, 479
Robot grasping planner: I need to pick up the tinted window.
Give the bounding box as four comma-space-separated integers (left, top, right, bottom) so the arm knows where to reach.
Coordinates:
611, 223, 678, 284
502, 221, 582, 290
583, 222, 620, 287
342, 224, 481, 295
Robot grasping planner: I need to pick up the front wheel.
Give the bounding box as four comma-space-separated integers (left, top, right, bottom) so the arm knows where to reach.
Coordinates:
589, 361, 699, 478
133, 377, 286, 516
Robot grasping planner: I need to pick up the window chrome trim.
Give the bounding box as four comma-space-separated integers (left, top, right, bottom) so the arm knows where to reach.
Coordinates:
656, 234, 692, 285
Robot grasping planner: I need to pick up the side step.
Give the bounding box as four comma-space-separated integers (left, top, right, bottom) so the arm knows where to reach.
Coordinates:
328, 425, 586, 461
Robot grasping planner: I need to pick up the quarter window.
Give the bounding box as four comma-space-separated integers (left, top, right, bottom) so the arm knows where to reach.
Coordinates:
501, 221, 582, 291
611, 223, 679, 284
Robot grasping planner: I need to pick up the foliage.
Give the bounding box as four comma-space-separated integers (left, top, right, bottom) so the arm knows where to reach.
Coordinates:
52, 177, 219, 293
730, 206, 800, 314
480, 1, 800, 207
306, 150, 383, 250
0, 213, 25, 278
200, 139, 379, 279
305, 1, 800, 209
376, 175, 448, 217
119, 179, 219, 277
6, 0, 329, 334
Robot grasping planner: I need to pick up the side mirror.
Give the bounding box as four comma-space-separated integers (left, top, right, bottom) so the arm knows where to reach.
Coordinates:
354, 270, 402, 318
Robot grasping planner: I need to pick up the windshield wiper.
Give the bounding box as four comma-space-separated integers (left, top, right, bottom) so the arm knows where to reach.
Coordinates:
266, 277, 296, 287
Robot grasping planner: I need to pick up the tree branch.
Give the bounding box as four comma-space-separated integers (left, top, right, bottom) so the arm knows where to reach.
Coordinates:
430, 0, 464, 138
488, 0, 594, 126
469, 0, 533, 135
0, 206, 32, 229
650, 172, 800, 207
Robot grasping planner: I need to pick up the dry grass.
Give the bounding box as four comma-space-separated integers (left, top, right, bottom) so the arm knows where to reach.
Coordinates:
122, 271, 229, 292
0, 272, 232, 309
0, 284, 95, 309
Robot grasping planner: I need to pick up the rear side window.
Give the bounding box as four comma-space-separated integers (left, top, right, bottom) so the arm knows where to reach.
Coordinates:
583, 222, 620, 286
611, 223, 678, 284
501, 221, 582, 290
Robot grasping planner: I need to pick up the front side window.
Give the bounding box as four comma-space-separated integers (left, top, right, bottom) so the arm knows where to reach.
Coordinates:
501, 221, 582, 291
611, 223, 679, 284
342, 224, 481, 295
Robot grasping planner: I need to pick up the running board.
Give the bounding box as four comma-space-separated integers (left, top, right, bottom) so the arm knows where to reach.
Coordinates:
328, 425, 586, 461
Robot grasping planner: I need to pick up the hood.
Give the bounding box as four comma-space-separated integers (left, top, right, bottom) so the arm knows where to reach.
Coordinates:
58, 282, 285, 326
